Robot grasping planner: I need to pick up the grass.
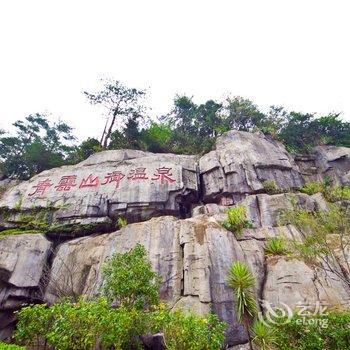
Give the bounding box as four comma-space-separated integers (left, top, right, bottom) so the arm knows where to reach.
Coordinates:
221, 205, 253, 237
264, 236, 289, 256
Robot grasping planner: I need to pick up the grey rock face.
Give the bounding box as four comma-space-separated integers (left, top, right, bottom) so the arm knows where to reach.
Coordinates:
314, 146, 350, 185
200, 131, 304, 204
0, 150, 198, 237
0, 131, 350, 346
44, 209, 350, 346
45, 216, 249, 345
0, 234, 51, 340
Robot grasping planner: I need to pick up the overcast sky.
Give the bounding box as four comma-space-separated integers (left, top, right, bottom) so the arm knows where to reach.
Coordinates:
0, 0, 349, 141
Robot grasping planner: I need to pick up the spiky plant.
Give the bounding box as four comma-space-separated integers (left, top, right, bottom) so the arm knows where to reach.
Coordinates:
227, 261, 257, 350
264, 236, 289, 256
252, 320, 276, 350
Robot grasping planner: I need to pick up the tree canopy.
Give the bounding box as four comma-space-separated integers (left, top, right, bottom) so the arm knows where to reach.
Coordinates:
1, 80, 349, 180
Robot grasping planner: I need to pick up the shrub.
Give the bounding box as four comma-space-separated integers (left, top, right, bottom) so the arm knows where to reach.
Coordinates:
271, 310, 350, 350
221, 205, 253, 236
14, 244, 227, 350
102, 243, 160, 310
264, 236, 289, 256
327, 185, 350, 202
281, 204, 350, 287
160, 310, 226, 350
300, 180, 350, 202
14, 303, 53, 348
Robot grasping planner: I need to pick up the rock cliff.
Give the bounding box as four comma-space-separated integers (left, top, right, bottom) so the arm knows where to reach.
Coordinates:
0, 130, 349, 346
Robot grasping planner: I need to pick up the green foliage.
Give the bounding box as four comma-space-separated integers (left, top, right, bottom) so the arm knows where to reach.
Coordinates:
299, 181, 325, 195
264, 236, 289, 256
227, 261, 257, 322
281, 204, 350, 286
84, 79, 146, 148
262, 179, 277, 193
0, 228, 43, 237
300, 180, 350, 202
0, 343, 25, 350
71, 137, 103, 162
139, 122, 173, 153
252, 320, 276, 350
278, 112, 350, 153
271, 310, 350, 350
156, 309, 226, 350
117, 216, 128, 228
15, 300, 226, 350
102, 243, 160, 310
0, 114, 75, 179
327, 185, 350, 202
221, 205, 253, 236
14, 245, 226, 350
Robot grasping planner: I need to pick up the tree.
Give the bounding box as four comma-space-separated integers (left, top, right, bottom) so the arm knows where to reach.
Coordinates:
139, 122, 173, 153
278, 112, 350, 153
227, 261, 257, 350
163, 95, 222, 154
71, 137, 102, 163
224, 96, 266, 132
0, 114, 75, 179
102, 243, 160, 310
84, 79, 146, 148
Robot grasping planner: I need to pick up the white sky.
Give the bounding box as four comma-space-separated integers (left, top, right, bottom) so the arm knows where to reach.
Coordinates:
0, 0, 349, 141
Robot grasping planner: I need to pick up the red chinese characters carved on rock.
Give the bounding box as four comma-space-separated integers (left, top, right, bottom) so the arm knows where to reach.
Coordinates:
102, 171, 125, 189
152, 167, 176, 183
127, 167, 149, 180
79, 174, 100, 188
55, 175, 77, 191
28, 179, 53, 196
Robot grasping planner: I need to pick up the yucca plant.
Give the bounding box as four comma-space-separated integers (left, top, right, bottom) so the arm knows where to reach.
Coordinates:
264, 236, 289, 256
227, 261, 257, 350
252, 320, 276, 350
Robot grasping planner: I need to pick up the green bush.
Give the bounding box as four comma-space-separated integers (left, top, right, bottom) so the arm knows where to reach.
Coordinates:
272, 310, 350, 350
264, 236, 289, 256
14, 244, 227, 350
102, 243, 160, 310
221, 205, 253, 236
160, 310, 226, 350
300, 180, 350, 202
328, 185, 350, 202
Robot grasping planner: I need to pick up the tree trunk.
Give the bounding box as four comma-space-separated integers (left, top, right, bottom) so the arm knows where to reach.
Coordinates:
103, 112, 117, 148
244, 316, 254, 350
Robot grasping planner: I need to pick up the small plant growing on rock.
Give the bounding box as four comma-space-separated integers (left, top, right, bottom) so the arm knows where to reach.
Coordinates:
299, 181, 325, 196
264, 236, 289, 256
221, 205, 253, 237
262, 179, 278, 194
117, 216, 128, 228
252, 320, 276, 350
281, 203, 350, 288
227, 261, 257, 350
